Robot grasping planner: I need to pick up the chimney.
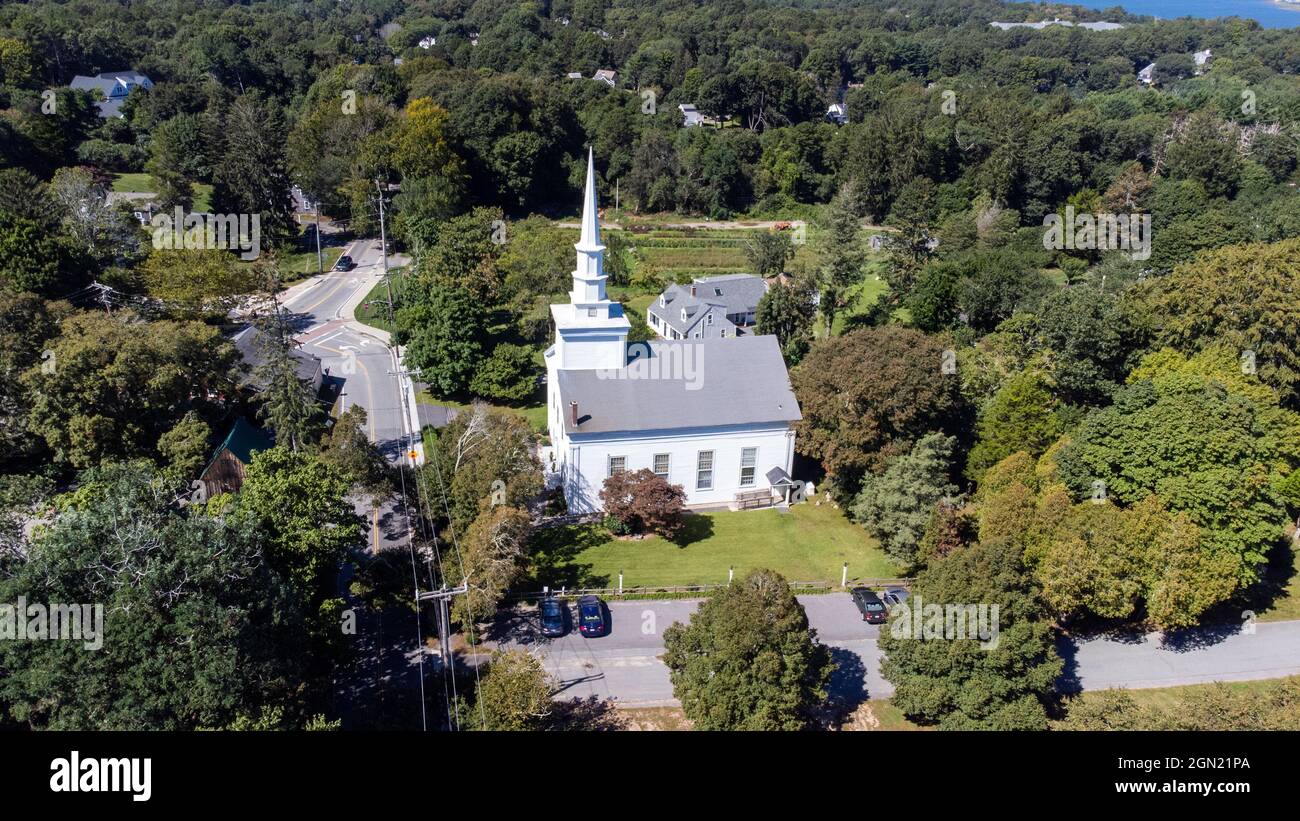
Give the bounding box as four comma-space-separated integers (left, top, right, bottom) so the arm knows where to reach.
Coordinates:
690, 284, 697, 297
569, 401, 579, 427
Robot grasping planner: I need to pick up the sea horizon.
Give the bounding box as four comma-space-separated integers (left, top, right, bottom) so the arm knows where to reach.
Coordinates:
1069, 0, 1300, 28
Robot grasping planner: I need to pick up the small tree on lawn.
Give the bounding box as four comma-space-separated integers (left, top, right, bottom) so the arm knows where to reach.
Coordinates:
663, 568, 832, 730
599, 468, 687, 539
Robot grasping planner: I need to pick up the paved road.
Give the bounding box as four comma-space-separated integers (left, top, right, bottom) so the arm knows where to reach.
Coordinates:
274, 238, 418, 554
493, 595, 1300, 708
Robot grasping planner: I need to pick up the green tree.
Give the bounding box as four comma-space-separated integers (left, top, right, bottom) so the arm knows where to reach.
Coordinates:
755, 275, 816, 363
463, 649, 554, 731
398, 285, 490, 397
0, 461, 310, 730
879, 538, 1063, 730
157, 410, 213, 478
793, 326, 964, 490
469, 343, 538, 403
252, 315, 324, 452
236, 446, 361, 600
1055, 359, 1296, 589
318, 406, 390, 501
1128, 237, 1300, 408
424, 404, 543, 538
663, 568, 832, 730
22, 311, 238, 468
212, 93, 296, 247
965, 370, 1061, 483
852, 433, 958, 566
450, 504, 532, 627
744, 230, 794, 278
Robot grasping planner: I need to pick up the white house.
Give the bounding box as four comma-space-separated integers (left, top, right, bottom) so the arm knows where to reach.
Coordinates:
679, 103, 703, 127
1137, 62, 1156, 86
544, 151, 802, 513
647, 274, 768, 341
593, 69, 618, 87
826, 103, 847, 125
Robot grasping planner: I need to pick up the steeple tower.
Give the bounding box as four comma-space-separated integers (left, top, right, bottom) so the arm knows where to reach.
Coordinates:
546, 148, 630, 371
571, 147, 607, 304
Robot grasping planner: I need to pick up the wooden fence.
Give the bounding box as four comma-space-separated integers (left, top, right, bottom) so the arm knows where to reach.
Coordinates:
507, 577, 912, 602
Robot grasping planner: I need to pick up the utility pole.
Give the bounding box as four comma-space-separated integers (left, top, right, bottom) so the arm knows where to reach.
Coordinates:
314, 201, 323, 275
375, 179, 394, 324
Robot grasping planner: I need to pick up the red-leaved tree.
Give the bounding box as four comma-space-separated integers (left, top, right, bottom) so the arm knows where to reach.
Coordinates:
600, 469, 687, 539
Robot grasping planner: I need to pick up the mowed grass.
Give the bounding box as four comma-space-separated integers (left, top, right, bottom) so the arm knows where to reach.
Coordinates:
527, 503, 901, 589
110, 172, 212, 212
1059, 675, 1300, 719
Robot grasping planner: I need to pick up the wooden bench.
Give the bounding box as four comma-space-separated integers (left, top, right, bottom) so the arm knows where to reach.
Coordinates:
734, 489, 775, 510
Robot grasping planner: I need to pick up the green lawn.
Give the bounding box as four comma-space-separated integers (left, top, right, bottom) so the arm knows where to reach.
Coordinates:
354, 276, 405, 334
110, 172, 212, 212
279, 245, 343, 280
1057, 675, 1300, 723
415, 389, 548, 434
526, 503, 901, 590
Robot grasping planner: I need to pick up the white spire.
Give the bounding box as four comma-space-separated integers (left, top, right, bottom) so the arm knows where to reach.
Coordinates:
576, 147, 603, 252
571, 147, 606, 294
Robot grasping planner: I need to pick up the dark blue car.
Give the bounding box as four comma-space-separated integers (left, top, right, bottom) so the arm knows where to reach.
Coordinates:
577, 595, 609, 637
538, 597, 568, 637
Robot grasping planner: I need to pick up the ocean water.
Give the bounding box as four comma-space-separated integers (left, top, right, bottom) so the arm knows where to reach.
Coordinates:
1070, 0, 1300, 28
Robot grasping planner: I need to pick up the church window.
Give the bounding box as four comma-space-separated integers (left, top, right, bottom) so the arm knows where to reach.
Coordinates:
696, 451, 714, 490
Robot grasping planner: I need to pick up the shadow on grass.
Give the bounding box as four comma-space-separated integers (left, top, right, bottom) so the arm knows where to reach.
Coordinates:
524, 523, 611, 589
669, 513, 714, 548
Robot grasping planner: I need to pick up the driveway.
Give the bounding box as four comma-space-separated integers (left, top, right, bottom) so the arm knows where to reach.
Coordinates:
492, 594, 1300, 708
492, 594, 890, 707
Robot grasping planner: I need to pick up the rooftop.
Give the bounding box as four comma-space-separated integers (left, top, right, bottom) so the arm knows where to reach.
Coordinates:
555, 335, 800, 436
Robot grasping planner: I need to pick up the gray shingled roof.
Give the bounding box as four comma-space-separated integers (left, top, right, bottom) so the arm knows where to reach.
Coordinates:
232, 326, 321, 390
556, 335, 800, 435
69, 71, 152, 118
649, 274, 767, 335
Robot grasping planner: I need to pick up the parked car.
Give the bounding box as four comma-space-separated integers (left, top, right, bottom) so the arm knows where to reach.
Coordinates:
577, 595, 609, 637
538, 597, 568, 638
882, 588, 909, 607
333, 254, 355, 271
850, 587, 888, 624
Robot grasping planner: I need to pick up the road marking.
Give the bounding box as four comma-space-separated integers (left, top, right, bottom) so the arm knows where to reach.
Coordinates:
292, 240, 364, 317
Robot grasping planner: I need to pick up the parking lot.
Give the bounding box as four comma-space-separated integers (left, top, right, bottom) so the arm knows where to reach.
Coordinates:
490, 593, 890, 707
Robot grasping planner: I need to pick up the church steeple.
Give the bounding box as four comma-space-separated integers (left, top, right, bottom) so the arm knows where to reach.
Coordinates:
571, 148, 606, 300
548, 149, 629, 371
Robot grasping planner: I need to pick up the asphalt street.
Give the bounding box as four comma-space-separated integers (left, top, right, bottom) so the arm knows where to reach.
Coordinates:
275, 238, 415, 554
493, 594, 1300, 708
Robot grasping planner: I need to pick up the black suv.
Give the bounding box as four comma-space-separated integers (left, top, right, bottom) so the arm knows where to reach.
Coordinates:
851, 587, 888, 624
333, 254, 355, 271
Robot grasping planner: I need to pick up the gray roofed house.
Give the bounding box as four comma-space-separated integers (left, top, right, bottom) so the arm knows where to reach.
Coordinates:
232, 326, 324, 395
555, 335, 800, 436
647, 274, 768, 341
69, 70, 153, 118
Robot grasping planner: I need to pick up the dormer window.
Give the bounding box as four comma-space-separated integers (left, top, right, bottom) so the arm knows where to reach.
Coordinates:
660, 295, 666, 307
681, 308, 687, 321
706, 312, 713, 325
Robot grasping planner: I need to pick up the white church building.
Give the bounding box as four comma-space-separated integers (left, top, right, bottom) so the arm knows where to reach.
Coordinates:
544, 151, 802, 513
